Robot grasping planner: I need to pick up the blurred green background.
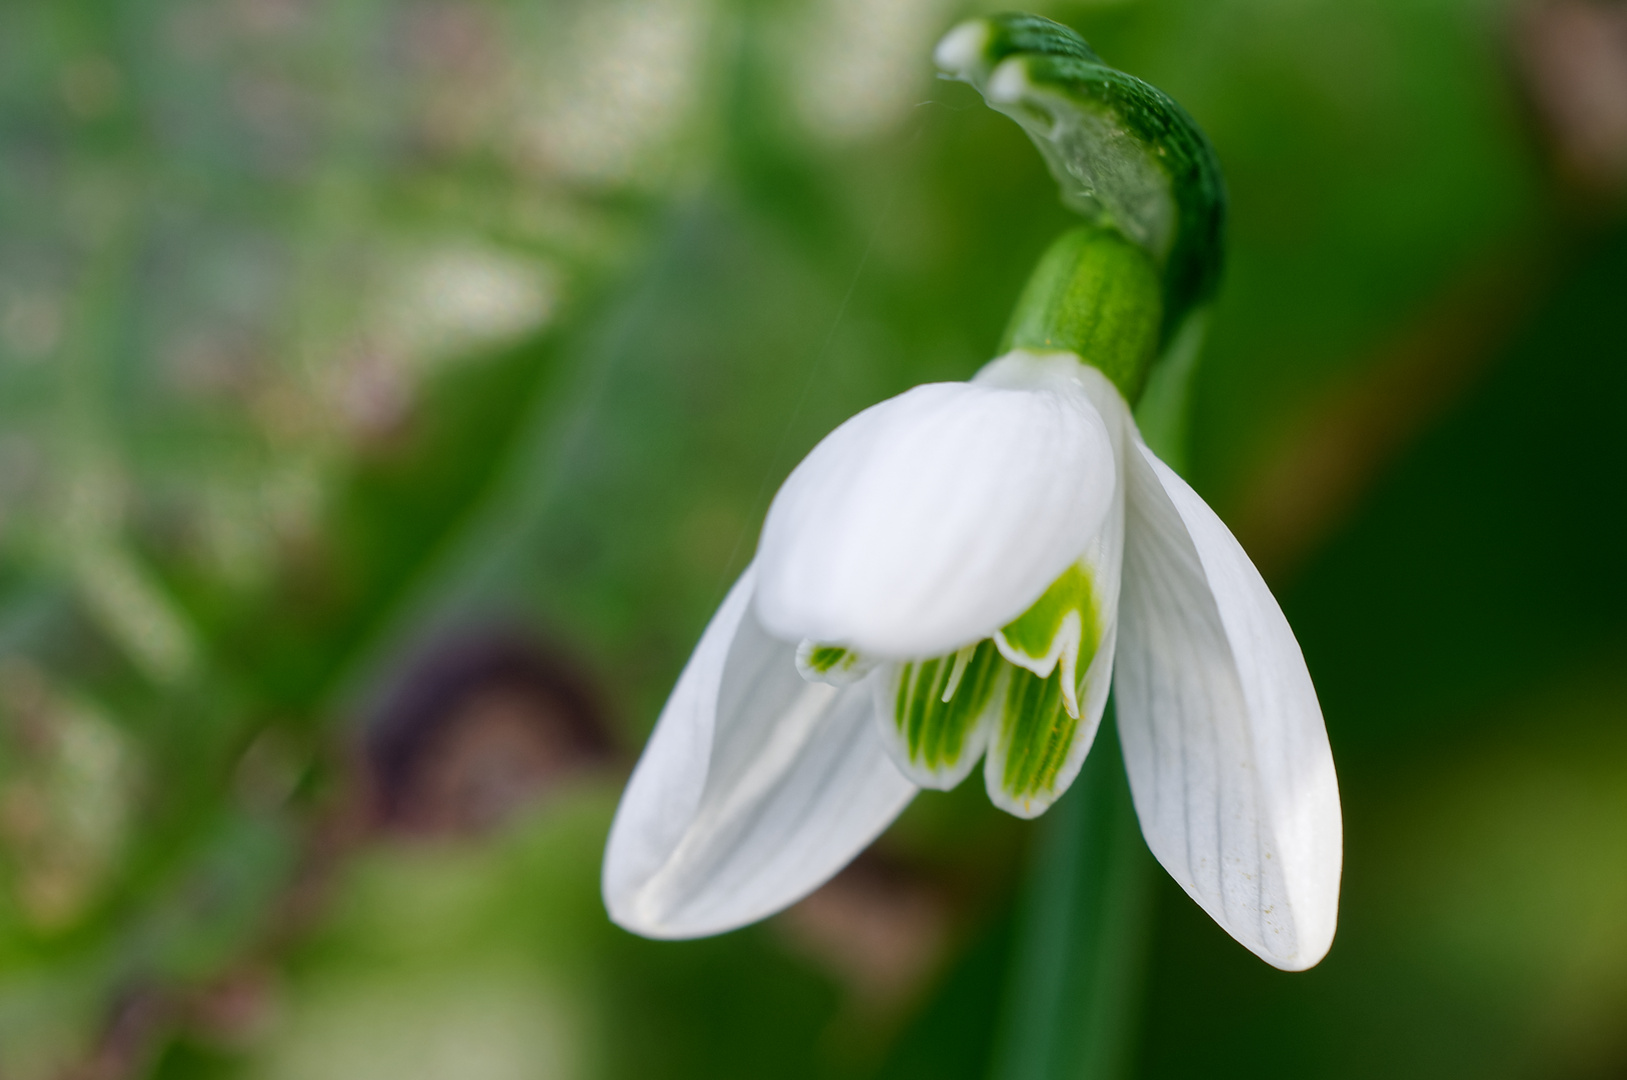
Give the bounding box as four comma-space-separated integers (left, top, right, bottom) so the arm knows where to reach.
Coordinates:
1, 0, 1624, 1077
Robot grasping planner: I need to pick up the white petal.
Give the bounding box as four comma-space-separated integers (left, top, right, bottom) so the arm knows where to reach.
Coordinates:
754, 356, 1116, 658
933, 19, 989, 77
1115, 435, 1342, 970
603, 565, 918, 938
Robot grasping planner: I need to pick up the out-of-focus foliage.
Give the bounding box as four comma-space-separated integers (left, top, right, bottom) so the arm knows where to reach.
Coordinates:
0, 0, 1622, 1078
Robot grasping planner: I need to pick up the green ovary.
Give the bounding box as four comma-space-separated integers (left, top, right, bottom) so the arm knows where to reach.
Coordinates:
894, 640, 1002, 772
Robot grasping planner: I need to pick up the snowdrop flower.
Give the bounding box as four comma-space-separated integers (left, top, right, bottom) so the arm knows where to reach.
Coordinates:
603, 14, 1341, 971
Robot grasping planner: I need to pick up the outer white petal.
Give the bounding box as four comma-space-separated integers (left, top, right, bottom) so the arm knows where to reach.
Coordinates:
603, 565, 918, 938
754, 357, 1116, 658
1115, 434, 1342, 970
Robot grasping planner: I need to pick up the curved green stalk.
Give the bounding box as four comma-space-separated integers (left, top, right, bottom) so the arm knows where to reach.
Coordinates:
936, 13, 1226, 350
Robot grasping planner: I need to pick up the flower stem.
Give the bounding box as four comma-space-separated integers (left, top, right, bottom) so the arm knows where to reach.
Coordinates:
988, 703, 1153, 1080
1000, 226, 1163, 404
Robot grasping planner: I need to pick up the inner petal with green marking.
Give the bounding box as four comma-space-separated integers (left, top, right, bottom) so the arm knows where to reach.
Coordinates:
993, 561, 1101, 720
883, 639, 1005, 786
796, 561, 1110, 812
989, 663, 1079, 812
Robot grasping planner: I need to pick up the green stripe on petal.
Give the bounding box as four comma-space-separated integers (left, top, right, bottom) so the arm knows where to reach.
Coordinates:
995, 562, 1101, 720
988, 665, 1080, 816
807, 646, 849, 672
795, 640, 877, 686
876, 640, 1004, 789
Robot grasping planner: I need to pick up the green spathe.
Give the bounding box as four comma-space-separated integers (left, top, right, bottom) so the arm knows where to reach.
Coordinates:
1002, 227, 1162, 402
937, 13, 1225, 352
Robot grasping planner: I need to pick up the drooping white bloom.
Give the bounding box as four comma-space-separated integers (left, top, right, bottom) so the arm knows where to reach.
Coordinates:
603, 349, 1342, 971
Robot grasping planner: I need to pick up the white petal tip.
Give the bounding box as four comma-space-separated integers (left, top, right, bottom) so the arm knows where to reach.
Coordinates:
909, 770, 969, 793
982, 755, 1065, 820
987, 57, 1032, 106
603, 889, 754, 941
794, 640, 877, 686
603, 567, 917, 942
1256, 920, 1337, 971
933, 21, 987, 75
998, 802, 1050, 821
604, 902, 673, 940
1271, 948, 1332, 973
985, 788, 1056, 820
